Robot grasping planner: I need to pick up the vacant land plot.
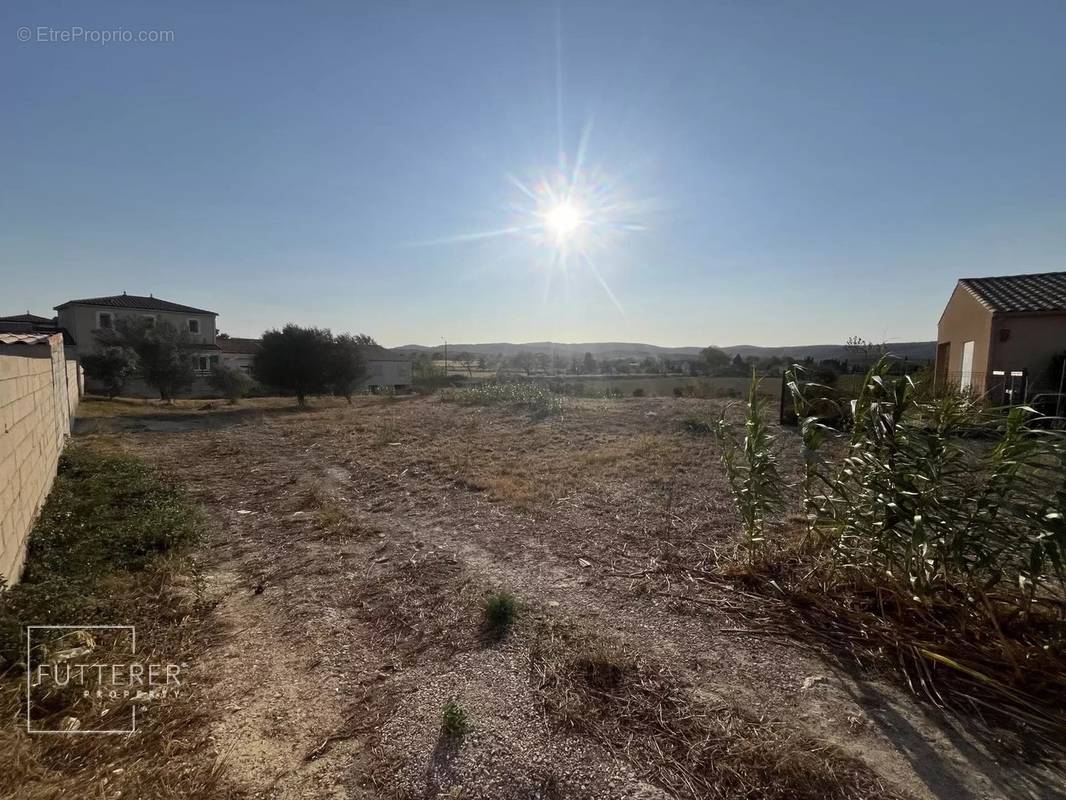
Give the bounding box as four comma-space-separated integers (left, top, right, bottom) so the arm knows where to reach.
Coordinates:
53, 395, 1060, 799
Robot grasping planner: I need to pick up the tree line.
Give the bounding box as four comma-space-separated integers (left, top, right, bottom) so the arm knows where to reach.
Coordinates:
81, 321, 376, 405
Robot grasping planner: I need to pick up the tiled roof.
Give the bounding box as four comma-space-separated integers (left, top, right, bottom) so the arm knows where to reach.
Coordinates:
0, 313, 54, 324
0, 332, 56, 346
54, 294, 216, 315
960, 271, 1066, 314
217, 336, 262, 355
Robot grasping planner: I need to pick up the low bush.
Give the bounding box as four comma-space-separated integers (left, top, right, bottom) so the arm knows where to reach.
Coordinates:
441, 381, 564, 418
209, 364, 253, 404
713, 358, 1066, 742
441, 700, 470, 738
681, 415, 713, 435
482, 591, 518, 638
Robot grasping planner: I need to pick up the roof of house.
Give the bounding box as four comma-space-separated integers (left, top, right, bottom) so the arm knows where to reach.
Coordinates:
217, 336, 262, 355
959, 271, 1066, 314
54, 293, 216, 315
0, 332, 57, 346
0, 313, 54, 325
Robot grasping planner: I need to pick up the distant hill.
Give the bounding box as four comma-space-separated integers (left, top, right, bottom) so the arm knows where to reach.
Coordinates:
392, 340, 937, 362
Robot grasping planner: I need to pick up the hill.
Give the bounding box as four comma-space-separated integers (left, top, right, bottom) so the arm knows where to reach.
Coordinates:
393, 340, 937, 362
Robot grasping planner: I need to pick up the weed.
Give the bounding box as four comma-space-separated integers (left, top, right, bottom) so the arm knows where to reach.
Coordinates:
681, 415, 713, 435
441, 700, 470, 738
711, 373, 787, 563
482, 591, 518, 638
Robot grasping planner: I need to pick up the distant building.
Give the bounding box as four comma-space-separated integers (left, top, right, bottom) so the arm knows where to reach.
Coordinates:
217, 335, 261, 374
935, 271, 1066, 402
358, 343, 412, 392
220, 337, 411, 392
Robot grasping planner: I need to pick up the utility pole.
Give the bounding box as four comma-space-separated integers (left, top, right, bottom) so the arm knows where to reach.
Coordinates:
441, 337, 448, 377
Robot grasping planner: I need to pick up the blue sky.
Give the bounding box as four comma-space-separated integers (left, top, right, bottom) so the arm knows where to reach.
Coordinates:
2, 1, 1064, 347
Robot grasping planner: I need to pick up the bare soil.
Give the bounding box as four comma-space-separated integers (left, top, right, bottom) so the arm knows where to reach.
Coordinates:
76, 395, 1064, 800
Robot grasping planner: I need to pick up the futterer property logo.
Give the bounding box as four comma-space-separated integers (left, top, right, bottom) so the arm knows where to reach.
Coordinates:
26, 625, 183, 735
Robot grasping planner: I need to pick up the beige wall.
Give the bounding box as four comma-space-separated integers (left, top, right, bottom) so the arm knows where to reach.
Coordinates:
988, 313, 1066, 390
57, 304, 217, 356
936, 284, 993, 383
360, 359, 412, 389
0, 334, 80, 586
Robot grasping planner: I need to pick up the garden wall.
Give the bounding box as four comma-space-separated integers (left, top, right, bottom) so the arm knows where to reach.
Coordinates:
0, 333, 80, 585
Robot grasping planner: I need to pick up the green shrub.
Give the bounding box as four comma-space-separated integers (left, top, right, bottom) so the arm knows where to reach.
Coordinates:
483, 591, 517, 637
208, 364, 253, 404
441, 700, 470, 738
780, 358, 1066, 608
632, 388, 646, 397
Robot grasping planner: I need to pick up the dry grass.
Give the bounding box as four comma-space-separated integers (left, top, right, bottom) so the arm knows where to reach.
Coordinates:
0, 445, 236, 799
737, 563, 1066, 755
531, 621, 905, 800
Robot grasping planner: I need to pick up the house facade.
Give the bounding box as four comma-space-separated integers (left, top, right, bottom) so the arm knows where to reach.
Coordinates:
54, 293, 221, 396
359, 344, 413, 392
935, 271, 1066, 402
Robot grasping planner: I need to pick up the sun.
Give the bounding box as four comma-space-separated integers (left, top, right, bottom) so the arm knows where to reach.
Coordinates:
542, 200, 584, 241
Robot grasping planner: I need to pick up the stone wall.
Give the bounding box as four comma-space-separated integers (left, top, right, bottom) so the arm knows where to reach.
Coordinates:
0, 334, 80, 585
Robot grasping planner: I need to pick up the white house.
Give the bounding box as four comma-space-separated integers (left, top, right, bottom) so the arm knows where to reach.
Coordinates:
54, 293, 221, 396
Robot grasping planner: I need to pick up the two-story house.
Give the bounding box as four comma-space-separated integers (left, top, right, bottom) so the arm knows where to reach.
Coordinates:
54, 293, 222, 395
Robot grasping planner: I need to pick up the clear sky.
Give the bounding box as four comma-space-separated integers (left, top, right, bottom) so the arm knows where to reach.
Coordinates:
3, 1, 1065, 347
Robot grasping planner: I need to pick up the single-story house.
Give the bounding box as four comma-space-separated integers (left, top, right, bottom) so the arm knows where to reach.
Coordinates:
358, 344, 413, 392
221, 337, 411, 392
217, 335, 261, 374
935, 271, 1066, 402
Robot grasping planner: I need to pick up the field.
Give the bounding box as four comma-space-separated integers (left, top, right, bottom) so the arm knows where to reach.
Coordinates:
12, 393, 1061, 799
437, 368, 784, 399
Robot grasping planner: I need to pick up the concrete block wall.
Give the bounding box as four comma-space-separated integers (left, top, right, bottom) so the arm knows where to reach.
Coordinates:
0, 334, 79, 586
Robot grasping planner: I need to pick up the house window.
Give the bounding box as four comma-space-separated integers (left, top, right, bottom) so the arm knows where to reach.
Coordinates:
188, 319, 200, 334
97, 312, 113, 329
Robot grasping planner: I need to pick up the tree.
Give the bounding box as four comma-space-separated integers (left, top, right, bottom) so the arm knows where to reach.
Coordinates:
209, 364, 253, 404
330, 333, 368, 403
113, 318, 195, 401
582, 352, 597, 374
512, 352, 533, 376
81, 345, 137, 398
698, 346, 730, 375
253, 324, 334, 406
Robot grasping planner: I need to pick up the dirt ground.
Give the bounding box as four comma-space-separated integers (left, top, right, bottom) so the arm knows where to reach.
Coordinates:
76, 395, 1063, 800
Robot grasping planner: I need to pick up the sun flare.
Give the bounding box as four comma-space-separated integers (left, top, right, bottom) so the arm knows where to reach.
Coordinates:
543, 200, 584, 241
